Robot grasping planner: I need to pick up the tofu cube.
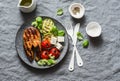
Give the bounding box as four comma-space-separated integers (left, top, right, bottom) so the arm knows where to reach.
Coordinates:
57, 36, 64, 42
50, 37, 57, 45
55, 42, 63, 50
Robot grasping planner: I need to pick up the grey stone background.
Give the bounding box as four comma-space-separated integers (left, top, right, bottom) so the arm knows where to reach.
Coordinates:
0, 0, 120, 81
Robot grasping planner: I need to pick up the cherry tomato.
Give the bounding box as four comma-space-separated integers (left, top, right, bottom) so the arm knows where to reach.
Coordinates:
49, 47, 60, 59
41, 40, 51, 49
41, 51, 49, 59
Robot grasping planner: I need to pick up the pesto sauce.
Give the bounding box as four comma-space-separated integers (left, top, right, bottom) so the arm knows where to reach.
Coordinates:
20, 0, 32, 6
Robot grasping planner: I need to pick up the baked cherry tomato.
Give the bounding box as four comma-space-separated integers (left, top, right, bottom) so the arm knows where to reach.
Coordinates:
41, 40, 51, 49
41, 51, 49, 59
49, 47, 60, 59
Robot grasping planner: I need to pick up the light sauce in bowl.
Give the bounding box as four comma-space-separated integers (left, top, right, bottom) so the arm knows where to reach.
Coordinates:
20, 0, 32, 6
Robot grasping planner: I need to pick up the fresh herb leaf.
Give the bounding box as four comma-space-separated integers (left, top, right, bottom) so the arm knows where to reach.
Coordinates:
77, 32, 84, 41
57, 8, 63, 16
36, 17, 42, 23
50, 26, 58, 36
58, 30, 65, 36
82, 39, 89, 48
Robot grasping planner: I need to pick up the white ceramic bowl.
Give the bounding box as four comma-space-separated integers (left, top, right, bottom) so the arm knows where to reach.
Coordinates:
69, 3, 85, 19
86, 22, 102, 37
18, 0, 37, 13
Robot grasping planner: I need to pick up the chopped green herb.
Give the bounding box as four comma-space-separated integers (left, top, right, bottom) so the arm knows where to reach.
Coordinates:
58, 30, 65, 36
57, 8, 63, 16
82, 39, 89, 48
77, 32, 84, 41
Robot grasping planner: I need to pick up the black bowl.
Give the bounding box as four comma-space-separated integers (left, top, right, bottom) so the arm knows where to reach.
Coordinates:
15, 16, 69, 69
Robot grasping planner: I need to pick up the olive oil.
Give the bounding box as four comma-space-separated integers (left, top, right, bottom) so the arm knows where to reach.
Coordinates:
20, 0, 32, 6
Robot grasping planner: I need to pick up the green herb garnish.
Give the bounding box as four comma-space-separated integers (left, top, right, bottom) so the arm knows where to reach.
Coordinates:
58, 30, 65, 36
77, 32, 84, 41
57, 8, 63, 16
50, 26, 58, 36
82, 39, 89, 48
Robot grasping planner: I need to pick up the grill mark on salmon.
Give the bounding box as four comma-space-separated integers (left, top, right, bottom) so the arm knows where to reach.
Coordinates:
23, 26, 41, 62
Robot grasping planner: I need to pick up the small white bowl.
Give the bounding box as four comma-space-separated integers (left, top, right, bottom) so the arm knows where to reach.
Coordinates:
86, 22, 102, 37
69, 3, 85, 19
17, 0, 37, 13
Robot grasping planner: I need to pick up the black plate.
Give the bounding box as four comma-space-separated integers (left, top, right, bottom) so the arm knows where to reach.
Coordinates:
15, 16, 68, 69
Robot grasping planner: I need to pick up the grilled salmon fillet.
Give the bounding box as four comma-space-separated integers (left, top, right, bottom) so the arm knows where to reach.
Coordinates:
23, 27, 41, 62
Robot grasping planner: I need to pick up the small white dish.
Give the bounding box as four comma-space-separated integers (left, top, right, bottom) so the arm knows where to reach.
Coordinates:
17, 0, 37, 13
86, 22, 102, 37
69, 3, 85, 19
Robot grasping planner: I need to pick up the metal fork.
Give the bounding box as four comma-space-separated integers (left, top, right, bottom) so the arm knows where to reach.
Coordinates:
65, 23, 75, 71
66, 23, 74, 41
